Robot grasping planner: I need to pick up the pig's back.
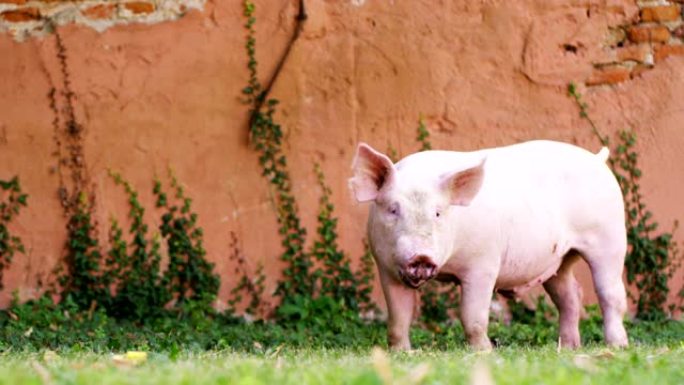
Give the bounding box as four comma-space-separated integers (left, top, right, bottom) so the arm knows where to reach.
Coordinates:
397, 140, 612, 189
478, 140, 622, 221
397, 139, 623, 230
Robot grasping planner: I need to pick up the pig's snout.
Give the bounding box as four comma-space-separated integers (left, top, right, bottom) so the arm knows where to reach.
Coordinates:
399, 255, 437, 288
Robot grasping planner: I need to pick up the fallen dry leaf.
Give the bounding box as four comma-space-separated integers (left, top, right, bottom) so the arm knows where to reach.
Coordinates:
371, 347, 393, 385
112, 351, 148, 367
593, 349, 616, 360
31, 361, 53, 385
405, 362, 431, 385
654, 346, 670, 355
646, 346, 670, 361
572, 354, 598, 373
268, 344, 283, 358
470, 360, 496, 385
43, 350, 59, 363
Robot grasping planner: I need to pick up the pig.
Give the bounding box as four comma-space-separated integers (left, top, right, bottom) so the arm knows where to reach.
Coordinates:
349, 140, 629, 351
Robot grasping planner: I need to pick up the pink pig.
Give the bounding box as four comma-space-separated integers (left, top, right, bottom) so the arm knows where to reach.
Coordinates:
350, 140, 629, 351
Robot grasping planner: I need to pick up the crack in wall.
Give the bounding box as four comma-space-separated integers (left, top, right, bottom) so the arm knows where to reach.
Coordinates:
0, 0, 206, 41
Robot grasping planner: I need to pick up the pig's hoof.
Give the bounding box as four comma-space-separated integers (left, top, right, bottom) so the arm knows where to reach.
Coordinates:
606, 338, 629, 349
471, 346, 493, 354
389, 343, 412, 352
606, 328, 629, 348
558, 335, 581, 350
469, 339, 493, 352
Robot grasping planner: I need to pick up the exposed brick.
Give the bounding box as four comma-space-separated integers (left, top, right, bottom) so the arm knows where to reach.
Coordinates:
0, 0, 196, 39
1, 7, 40, 22
616, 44, 652, 63
630, 64, 652, 79
674, 25, 684, 39
124, 1, 155, 14
640, 5, 682, 22
628, 26, 671, 43
81, 4, 116, 20
654, 44, 684, 62
586, 66, 631, 86
604, 27, 627, 47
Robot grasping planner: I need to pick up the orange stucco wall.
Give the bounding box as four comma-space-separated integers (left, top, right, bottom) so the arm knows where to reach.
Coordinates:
1, 0, 682, 314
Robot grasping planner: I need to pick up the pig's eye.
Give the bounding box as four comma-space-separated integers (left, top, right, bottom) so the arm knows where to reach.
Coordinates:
435, 210, 441, 218
388, 203, 400, 216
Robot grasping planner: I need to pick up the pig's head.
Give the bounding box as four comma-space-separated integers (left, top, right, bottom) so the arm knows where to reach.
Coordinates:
350, 143, 486, 289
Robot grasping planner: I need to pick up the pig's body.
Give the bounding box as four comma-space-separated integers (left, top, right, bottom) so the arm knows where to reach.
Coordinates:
387, 141, 623, 293
352, 140, 628, 351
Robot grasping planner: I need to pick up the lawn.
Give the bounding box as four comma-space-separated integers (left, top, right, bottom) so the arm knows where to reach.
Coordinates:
0, 343, 682, 385
1, 300, 683, 385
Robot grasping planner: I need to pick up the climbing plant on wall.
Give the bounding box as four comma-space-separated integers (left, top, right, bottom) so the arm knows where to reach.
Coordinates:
241, 0, 376, 323
0, 176, 28, 291
569, 83, 682, 320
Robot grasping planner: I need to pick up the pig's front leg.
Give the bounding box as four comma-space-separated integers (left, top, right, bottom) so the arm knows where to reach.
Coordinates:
460, 271, 497, 351
379, 268, 416, 351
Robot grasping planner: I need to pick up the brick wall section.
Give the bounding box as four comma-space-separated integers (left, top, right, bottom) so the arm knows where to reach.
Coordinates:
0, 0, 205, 40
588, 1, 684, 86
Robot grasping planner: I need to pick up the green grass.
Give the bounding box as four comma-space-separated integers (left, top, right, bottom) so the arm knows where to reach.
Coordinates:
1, 300, 683, 384
0, 344, 682, 385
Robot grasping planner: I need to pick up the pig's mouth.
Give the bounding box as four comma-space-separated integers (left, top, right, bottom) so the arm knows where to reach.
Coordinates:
399, 272, 432, 288
398, 256, 437, 289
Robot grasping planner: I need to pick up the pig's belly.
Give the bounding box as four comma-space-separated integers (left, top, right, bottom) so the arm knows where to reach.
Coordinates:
494, 246, 567, 294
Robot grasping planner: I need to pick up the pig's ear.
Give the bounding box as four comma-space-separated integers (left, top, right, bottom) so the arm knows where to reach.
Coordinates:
349, 142, 396, 202
440, 157, 486, 206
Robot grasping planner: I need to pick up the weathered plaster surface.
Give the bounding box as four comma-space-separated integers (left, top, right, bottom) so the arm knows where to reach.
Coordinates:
0, 0, 682, 313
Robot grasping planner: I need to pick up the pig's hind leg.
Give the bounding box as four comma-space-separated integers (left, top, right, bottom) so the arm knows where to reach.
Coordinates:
543, 251, 582, 349
578, 237, 629, 348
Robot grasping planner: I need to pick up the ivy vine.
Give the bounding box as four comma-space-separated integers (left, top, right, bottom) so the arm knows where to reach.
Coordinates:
0, 177, 28, 291
569, 83, 682, 320
241, 0, 375, 323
